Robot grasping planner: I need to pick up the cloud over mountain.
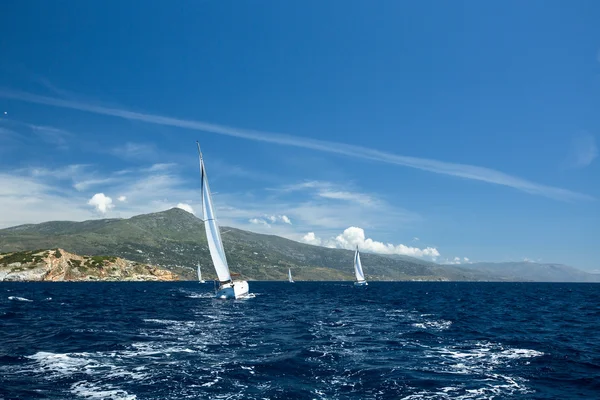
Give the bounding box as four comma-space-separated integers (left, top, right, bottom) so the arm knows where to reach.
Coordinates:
302, 227, 440, 259
88, 193, 113, 214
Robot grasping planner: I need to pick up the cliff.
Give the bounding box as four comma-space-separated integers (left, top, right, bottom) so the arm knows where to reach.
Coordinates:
0, 249, 180, 282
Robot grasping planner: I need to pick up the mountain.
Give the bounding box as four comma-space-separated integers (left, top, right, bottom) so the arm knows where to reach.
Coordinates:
1, 208, 594, 282
0, 208, 493, 281
456, 261, 600, 283
0, 248, 179, 281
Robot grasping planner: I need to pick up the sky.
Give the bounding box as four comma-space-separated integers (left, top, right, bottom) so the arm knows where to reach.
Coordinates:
0, 1, 599, 270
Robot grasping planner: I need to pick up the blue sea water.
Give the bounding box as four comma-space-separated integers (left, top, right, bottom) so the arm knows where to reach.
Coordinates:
1, 282, 599, 399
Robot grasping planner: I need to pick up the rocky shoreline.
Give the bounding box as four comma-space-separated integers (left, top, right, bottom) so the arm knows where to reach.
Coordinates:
0, 249, 180, 282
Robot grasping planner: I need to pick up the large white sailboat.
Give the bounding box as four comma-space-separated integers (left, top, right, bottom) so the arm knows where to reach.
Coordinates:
196, 262, 205, 283
197, 142, 249, 299
288, 268, 294, 283
353, 246, 368, 286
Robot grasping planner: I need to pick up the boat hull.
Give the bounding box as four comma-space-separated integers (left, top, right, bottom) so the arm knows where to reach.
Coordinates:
215, 280, 249, 299
354, 280, 368, 287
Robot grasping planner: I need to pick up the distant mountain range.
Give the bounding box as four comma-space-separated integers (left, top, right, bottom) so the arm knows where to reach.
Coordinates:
455, 261, 600, 283
0, 208, 598, 282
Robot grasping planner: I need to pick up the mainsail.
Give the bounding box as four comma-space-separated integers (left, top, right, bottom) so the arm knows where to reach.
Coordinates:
198, 143, 232, 283
288, 268, 293, 283
197, 263, 202, 281
354, 247, 366, 282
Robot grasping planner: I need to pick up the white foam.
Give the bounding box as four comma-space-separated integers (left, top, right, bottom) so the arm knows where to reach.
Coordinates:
8, 296, 32, 302
240, 365, 255, 374
28, 351, 97, 375
200, 376, 222, 387
26, 350, 148, 391
412, 319, 452, 330
186, 293, 212, 298
409, 341, 544, 398
71, 381, 136, 400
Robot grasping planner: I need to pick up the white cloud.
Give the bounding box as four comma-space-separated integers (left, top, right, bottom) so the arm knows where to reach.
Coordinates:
0, 89, 591, 201
317, 190, 374, 205
249, 218, 270, 227
110, 142, 156, 159
29, 124, 71, 148
176, 203, 195, 214
145, 163, 176, 172
443, 256, 472, 265
73, 177, 117, 191
278, 181, 377, 206
87, 193, 114, 214
247, 214, 292, 228
0, 120, 71, 149
29, 164, 90, 179
301, 227, 440, 259
444, 257, 462, 265
302, 232, 322, 246
1, 160, 414, 256
413, 237, 420, 241
262, 214, 292, 225
0, 173, 95, 228
0, 165, 200, 227
565, 132, 597, 169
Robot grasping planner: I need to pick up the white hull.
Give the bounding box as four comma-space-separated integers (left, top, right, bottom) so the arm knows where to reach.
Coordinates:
199, 280, 206, 284
215, 280, 250, 299
354, 280, 368, 287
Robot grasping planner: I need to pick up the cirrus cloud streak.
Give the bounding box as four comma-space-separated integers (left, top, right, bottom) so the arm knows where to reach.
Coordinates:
0, 89, 591, 202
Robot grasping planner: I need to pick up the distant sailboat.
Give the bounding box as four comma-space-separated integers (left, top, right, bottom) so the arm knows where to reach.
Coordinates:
197, 142, 249, 299
353, 246, 368, 286
196, 262, 205, 283
288, 268, 294, 283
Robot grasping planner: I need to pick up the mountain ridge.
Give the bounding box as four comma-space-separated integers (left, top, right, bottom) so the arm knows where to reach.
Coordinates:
0, 208, 597, 282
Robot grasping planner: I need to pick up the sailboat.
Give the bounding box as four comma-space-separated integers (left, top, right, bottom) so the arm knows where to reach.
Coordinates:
353, 246, 368, 286
197, 142, 249, 299
288, 268, 294, 283
196, 262, 205, 283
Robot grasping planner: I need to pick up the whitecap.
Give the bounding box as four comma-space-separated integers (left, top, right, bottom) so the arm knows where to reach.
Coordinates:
71, 381, 136, 400
8, 296, 32, 302
412, 319, 452, 330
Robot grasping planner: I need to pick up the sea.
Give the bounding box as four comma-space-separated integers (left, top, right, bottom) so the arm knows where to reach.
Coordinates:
1, 282, 599, 400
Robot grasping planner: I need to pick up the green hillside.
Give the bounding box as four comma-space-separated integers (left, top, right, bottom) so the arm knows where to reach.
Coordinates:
0, 208, 495, 281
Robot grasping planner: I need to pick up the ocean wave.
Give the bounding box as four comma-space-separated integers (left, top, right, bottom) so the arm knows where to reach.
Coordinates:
1, 281, 597, 399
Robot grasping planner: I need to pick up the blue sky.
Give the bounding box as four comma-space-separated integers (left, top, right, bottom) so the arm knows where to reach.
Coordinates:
0, 1, 599, 270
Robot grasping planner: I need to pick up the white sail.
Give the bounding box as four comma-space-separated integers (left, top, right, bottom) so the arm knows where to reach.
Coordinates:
199, 149, 232, 283
288, 268, 294, 283
197, 263, 203, 282
354, 247, 366, 282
